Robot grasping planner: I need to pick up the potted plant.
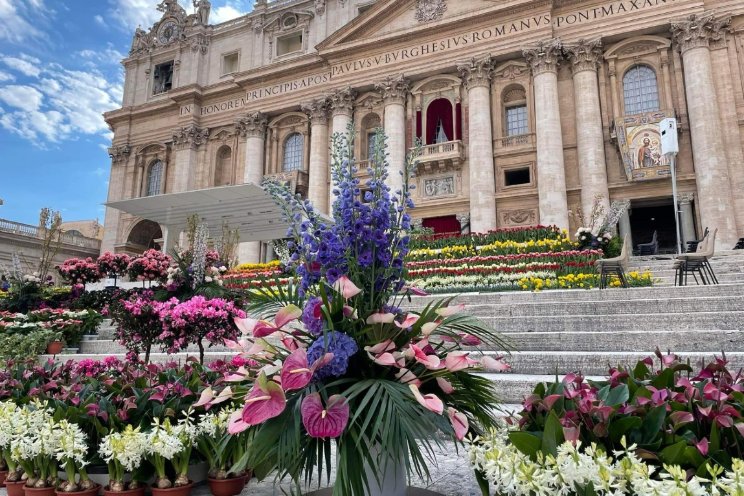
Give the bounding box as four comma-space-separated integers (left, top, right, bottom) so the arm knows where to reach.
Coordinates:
54, 420, 98, 495
98, 425, 149, 496
195, 409, 251, 496
0, 401, 20, 490
146, 417, 195, 496
45, 331, 65, 355
11, 402, 59, 496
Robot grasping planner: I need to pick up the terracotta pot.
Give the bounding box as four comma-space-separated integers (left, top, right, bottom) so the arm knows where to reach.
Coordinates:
150, 482, 193, 496
24, 485, 58, 496
5, 480, 26, 496
55, 483, 101, 496
207, 477, 246, 496
46, 341, 64, 355
101, 486, 145, 496
0, 470, 8, 487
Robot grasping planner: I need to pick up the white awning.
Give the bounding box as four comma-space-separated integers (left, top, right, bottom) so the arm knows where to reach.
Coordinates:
105, 184, 290, 242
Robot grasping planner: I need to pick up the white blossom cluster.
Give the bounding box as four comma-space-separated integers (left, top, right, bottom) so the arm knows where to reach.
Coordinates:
54, 420, 89, 467
468, 424, 744, 496
8, 400, 57, 463
98, 425, 149, 472
147, 418, 185, 460
0, 401, 19, 450
196, 408, 233, 438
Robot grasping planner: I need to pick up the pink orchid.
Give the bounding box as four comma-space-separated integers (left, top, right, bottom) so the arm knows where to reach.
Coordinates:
280, 349, 333, 391
435, 304, 465, 317
301, 393, 350, 438
444, 351, 478, 372
251, 305, 303, 338
436, 377, 455, 394
409, 384, 444, 415
447, 408, 468, 440
240, 373, 286, 426
366, 312, 396, 325
481, 355, 511, 372
395, 314, 420, 329
333, 276, 362, 299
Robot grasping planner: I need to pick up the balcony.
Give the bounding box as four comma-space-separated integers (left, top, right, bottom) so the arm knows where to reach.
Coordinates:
264, 169, 309, 196
494, 133, 535, 154
0, 218, 101, 250
410, 140, 464, 172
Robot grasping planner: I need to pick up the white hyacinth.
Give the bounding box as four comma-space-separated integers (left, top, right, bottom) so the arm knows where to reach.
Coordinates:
0, 401, 19, 450
9, 400, 55, 463
147, 418, 184, 460
99, 425, 149, 472
54, 420, 89, 467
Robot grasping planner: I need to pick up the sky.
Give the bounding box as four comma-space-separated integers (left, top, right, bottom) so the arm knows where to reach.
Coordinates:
0, 0, 254, 226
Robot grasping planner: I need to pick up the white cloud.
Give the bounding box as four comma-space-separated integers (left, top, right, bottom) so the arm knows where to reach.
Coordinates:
0, 0, 46, 43
77, 46, 126, 66
211, 4, 246, 24
0, 70, 14, 82
0, 85, 43, 110
1, 54, 41, 77
94, 14, 107, 27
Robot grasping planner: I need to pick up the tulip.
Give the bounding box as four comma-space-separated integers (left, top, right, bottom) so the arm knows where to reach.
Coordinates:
301, 393, 349, 438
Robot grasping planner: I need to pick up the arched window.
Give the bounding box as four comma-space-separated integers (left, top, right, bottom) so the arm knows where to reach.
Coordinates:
623, 65, 660, 115
146, 160, 163, 196
503, 86, 528, 136
426, 98, 454, 145
283, 133, 304, 172
214, 146, 233, 186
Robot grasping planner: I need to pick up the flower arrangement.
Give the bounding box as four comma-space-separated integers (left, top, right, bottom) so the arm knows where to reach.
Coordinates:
97, 253, 132, 286
126, 250, 172, 285
146, 417, 195, 489
57, 259, 101, 287
98, 425, 149, 492
215, 130, 510, 495
9, 400, 59, 488
518, 271, 655, 291
55, 419, 96, 492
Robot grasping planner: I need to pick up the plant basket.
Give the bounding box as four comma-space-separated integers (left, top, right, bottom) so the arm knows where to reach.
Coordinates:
46, 340, 64, 355
25, 485, 58, 496
101, 486, 145, 496
150, 482, 193, 496
0, 470, 8, 487
55, 483, 101, 496
206, 476, 245, 496
5, 480, 26, 496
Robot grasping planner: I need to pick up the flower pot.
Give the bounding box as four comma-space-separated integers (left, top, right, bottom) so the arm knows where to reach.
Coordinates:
46, 341, 64, 355
101, 486, 145, 496
362, 446, 406, 496
207, 477, 244, 496
5, 480, 26, 496
150, 482, 193, 496
56, 483, 101, 496
0, 470, 8, 487
24, 485, 58, 496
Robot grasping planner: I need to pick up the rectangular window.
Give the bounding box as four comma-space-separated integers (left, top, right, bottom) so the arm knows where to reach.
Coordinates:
277, 32, 303, 57
222, 52, 239, 75
153, 61, 174, 95
505, 104, 528, 136
504, 167, 531, 187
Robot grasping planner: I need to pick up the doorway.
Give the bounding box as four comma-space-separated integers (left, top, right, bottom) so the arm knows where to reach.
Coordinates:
629, 199, 677, 254
422, 215, 461, 235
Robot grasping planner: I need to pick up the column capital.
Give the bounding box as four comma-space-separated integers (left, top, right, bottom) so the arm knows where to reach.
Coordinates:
375, 74, 410, 106
523, 38, 563, 76
301, 98, 330, 125
172, 125, 209, 150
564, 38, 603, 74
457, 55, 493, 90
671, 13, 731, 54
108, 144, 132, 164
328, 86, 357, 117
236, 111, 268, 139
679, 192, 695, 204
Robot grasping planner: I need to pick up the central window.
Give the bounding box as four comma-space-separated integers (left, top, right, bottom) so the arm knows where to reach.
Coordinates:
152, 61, 173, 95
283, 133, 304, 172
623, 65, 660, 115
505, 105, 528, 136
146, 160, 163, 196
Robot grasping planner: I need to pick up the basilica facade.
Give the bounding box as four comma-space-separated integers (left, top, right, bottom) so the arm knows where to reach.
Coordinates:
102, 0, 744, 262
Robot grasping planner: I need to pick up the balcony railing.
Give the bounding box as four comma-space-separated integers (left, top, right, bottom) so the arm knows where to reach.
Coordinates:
410, 140, 464, 169
0, 218, 102, 250
495, 133, 536, 151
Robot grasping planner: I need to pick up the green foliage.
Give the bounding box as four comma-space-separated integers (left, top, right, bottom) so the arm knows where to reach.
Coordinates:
0, 329, 61, 359
604, 236, 623, 258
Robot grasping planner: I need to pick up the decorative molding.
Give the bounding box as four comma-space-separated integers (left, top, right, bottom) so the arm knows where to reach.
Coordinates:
187, 33, 210, 54
415, 0, 447, 23
423, 176, 455, 197
502, 208, 537, 226
678, 192, 695, 204
457, 56, 493, 90
315, 0, 326, 15
172, 125, 209, 149
494, 63, 527, 81
301, 98, 330, 125
375, 74, 410, 105
564, 38, 603, 74
108, 145, 132, 164
236, 112, 268, 139
456, 213, 470, 226
523, 38, 563, 76
671, 13, 731, 54
328, 87, 357, 117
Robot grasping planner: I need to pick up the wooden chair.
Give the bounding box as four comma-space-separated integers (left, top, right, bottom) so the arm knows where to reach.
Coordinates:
675, 228, 718, 286
596, 235, 630, 289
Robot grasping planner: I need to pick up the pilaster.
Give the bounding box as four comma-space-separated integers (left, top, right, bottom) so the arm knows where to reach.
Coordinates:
375, 75, 410, 194
172, 125, 208, 192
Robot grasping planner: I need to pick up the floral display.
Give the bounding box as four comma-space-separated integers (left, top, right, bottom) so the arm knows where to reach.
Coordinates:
0, 308, 102, 358
146, 416, 195, 489
223, 261, 290, 292
55, 419, 95, 492
126, 249, 172, 285
108, 291, 163, 363
57, 258, 101, 287
96, 253, 132, 285
98, 425, 149, 492
518, 271, 655, 291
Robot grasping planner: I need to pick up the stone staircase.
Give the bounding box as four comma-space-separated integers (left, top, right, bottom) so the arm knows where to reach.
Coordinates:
50, 251, 744, 412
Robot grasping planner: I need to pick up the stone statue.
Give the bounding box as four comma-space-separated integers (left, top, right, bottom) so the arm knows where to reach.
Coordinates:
131, 27, 149, 54
193, 0, 211, 26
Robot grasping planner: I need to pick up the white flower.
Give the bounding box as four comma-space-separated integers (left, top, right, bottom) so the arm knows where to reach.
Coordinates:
146, 418, 184, 460
54, 420, 88, 467
99, 425, 149, 472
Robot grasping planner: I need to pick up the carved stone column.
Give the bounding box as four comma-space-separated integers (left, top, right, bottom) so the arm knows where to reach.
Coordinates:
678, 192, 697, 246
456, 213, 471, 235
236, 112, 268, 264
524, 39, 569, 230
328, 87, 356, 207
565, 39, 611, 218
672, 13, 739, 249
302, 98, 331, 214
172, 125, 209, 192
458, 56, 497, 233
375, 75, 410, 194
618, 207, 633, 249
101, 145, 132, 253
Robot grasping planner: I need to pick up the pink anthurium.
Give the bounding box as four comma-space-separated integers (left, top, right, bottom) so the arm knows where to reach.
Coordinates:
402, 285, 428, 296
280, 349, 334, 391
301, 393, 350, 439
227, 410, 250, 434
444, 351, 478, 372
395, 368, 421, 387
241, 373, 286, 426
333, 276, 362, 299
459, 334, 482, 346
563, 426, 580, 445
436, 377, 455, 394
669, 411, 694, 428
343, 305, 358, 319
696, 438, 709, 456
408, 341, 442, 370
481, 356, 511, 372
194, 386, 233, 408
252, 305, 303, 338
447, 408, 468, 441
366, 312, 396, 325
194, 387, 215, 408
435, 304, 465, 317
233, 317, 258, 336
395, 314, 420, 329
421, 321, 441, 337
409, 384, 444, 415
224, 366, 251, 382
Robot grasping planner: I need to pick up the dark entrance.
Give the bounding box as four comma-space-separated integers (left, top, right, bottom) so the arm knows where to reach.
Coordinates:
422, 215, 461, 235
629, 199, 677, 254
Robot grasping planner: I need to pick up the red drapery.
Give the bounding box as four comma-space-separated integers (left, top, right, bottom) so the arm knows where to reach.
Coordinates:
422, 215, 461, 234
426, 98, 454, 145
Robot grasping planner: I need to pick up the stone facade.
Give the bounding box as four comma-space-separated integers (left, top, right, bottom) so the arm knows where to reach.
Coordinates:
103, 0, 744, 260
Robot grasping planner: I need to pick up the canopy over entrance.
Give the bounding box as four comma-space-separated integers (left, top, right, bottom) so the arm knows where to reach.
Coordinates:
105, 184, 291, 250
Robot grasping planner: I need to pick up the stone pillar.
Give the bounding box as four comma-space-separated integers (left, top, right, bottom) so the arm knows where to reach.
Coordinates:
565, 39, 611, 217
161, 224, 182, 256
524, 39, 570, 230
236, 112, 268, 264
457, 56, 497, 233
375, 75, 410, 195
171, 125, 209, 193
328, 87, 356, 208
672, 13, 739, 249
679, 192, 697, 246
618, 208, 633, 248
101, 145, 132, 254
302, 98, 331, 215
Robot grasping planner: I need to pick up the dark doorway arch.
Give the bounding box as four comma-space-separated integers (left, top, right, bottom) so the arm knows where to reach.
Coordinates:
426, 98, 454, 145
423, 215, 461, 235
127, 220, 163, 252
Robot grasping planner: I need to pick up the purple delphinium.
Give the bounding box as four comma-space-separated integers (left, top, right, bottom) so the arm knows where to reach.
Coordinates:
301, 297, 325, 336
307, 331, 359, 380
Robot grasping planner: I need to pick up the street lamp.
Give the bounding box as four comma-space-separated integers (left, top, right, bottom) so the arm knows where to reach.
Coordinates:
660, 118, 682, 255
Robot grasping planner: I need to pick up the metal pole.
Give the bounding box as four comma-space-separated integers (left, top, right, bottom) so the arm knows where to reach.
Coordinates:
669, 153, 683, 255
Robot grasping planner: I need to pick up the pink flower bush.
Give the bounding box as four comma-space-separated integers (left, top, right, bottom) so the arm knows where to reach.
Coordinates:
57, 257, 101, 286
97, 252, 131, 280
127, 249, 172, 284
110, 291, 163, 363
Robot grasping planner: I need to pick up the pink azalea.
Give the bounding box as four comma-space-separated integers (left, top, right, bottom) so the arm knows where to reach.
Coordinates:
409, 384, 444, 415
444, 351, 478, 372
481, 356, 511, 372
240, 373, 286, 426
301, 393, 350, 438
252, 305, 302, 338
447, 408, 468, 441
333, 276, 362, 299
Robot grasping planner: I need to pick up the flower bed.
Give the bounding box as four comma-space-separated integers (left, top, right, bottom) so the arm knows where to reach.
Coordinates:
0, 308, 102, 358
222, 261, 290, 292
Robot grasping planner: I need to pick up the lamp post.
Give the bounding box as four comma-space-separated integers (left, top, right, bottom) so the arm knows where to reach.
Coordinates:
660, 118, 682, 255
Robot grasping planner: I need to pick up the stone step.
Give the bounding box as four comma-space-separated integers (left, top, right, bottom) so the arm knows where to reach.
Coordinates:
483, 373, 604, 404
648, 273, 744, 285
79, 340, 233, 354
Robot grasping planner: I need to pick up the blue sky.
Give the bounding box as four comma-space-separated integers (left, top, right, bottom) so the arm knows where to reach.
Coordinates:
0, 0, 253, 226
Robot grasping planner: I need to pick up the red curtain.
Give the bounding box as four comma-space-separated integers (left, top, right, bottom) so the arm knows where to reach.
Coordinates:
416, 110, 422, 140
423, 215, 461, 234
426, 99, 454, 145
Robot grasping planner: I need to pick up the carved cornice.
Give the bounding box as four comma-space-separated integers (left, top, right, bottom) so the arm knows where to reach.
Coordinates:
108, 144, 132, 164
457, 55, 494, 90
172, 125, 209, 149
301, 98, 330, 125
186, 34, 210, 55
328, 87, 357, 117
523, 38, 563, 76
236, 111, 268, 139
679, 192, 695, 204
564, 38, 603, 74
671, 13, 731, 54
375, 74, 410, 106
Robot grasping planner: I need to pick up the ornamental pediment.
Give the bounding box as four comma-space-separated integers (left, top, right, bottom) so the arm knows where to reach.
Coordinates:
262, 10, 315, 34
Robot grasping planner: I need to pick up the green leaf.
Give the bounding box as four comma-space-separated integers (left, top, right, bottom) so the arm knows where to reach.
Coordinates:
711, 422, 721, 453
633, 360, 650, 380
475, 470, 489, 496
541, 411, 564, 457
640, 406, 666, 445
605, 384, 629, 407
508, 432, 542, 460
659, 440, 688, 465
608, 416, 642, 444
